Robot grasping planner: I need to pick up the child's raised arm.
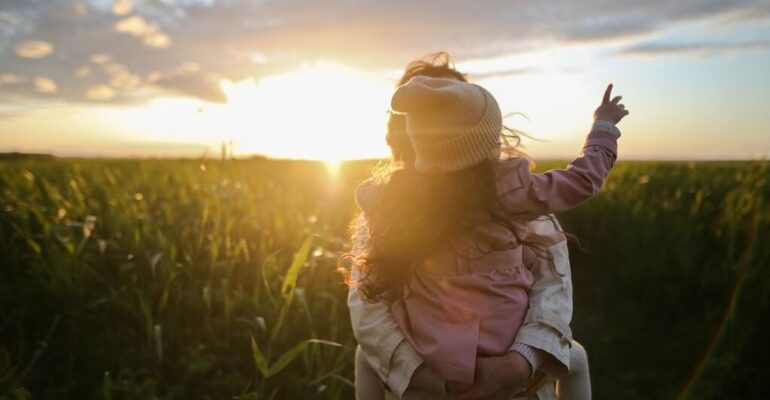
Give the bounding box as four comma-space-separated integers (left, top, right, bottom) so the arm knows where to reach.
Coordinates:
497, 84, 629, 218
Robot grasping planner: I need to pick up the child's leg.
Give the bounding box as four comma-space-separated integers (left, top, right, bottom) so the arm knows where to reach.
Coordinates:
556, 340, 591, 400
355, 345, 386, 400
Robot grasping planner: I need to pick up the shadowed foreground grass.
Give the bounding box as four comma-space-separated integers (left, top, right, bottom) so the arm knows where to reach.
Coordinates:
1, 159, 768, 399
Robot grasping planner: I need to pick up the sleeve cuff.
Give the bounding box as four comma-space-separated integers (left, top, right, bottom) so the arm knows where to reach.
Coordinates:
387, 339, 425, 397
584, 129, 619, 156
511, 342, 545, 378
592, 120, 621, 138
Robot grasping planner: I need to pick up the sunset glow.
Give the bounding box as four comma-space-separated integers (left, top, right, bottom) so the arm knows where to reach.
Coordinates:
1, 1, 769, 160
215, 62, 393, 160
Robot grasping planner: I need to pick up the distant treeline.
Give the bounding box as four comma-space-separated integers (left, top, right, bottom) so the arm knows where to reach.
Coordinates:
0, 152, 55, 161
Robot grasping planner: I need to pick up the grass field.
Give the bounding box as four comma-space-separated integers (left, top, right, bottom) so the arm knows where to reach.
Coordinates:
1, 158, 768, 399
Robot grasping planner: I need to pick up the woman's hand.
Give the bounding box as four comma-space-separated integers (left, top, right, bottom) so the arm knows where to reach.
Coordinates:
594, 83, 629, 124
454, 351, 532, 400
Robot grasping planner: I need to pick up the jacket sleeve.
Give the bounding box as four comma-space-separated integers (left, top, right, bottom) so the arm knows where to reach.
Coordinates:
347, 215, 425, 397
497, 129, 618, 218
512, 215, 574, 377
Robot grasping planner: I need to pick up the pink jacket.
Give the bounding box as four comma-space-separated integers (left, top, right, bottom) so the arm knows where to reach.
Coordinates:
357, 128, 618, 384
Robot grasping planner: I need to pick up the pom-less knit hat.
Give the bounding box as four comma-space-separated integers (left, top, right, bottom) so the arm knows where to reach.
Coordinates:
390, 76, 502, 173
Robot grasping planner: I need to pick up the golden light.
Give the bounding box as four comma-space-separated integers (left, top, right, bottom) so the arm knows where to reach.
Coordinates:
78, 56, 605, 160
324, 160, 343, 176
88, 56, 596, 161
97, 61, 394, 160
218, 61, 393, 161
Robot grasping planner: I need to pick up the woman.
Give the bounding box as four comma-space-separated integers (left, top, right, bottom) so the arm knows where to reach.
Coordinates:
347, 53, 590, 400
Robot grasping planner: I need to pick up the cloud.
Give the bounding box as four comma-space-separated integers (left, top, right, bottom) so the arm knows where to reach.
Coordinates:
14, 40, 54, 58
112, 0, 133, 16
113, 15, 171, 48
89, 53, 110, 64
86, 84, 116, 100
74, 65, 91, 78
469, 66, 582, 80
0, 0, 768, 107
0, 73, 26, 84
33, 77, 57, 93
175, 62, 200, 75
153, 73, 226, 103
113, 15, 149, 36
616, 39, 770, 57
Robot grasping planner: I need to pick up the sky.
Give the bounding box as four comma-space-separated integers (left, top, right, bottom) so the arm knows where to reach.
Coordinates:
1, 0, 770, 160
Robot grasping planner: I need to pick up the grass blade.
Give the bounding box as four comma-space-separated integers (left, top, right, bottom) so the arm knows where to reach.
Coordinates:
281, 236, 313, 301
250, 334, 269, 377
265, 339, 342, 379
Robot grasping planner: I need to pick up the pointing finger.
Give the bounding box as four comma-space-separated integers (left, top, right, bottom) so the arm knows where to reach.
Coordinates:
603, 84, 613, 104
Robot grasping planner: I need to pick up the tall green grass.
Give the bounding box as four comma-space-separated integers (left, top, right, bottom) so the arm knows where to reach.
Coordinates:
0, 159, 768, 399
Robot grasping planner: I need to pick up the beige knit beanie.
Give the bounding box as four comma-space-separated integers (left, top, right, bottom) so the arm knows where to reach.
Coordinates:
390, 76, 502, 173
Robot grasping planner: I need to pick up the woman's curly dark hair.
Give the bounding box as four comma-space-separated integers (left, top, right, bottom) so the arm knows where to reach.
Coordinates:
341, 52, 555, 302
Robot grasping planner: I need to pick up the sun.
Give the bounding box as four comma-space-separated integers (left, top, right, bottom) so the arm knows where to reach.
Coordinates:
218, 61, 394, 161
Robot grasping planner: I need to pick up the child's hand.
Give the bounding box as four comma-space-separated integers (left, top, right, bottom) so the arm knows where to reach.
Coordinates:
594, 83, 629, 124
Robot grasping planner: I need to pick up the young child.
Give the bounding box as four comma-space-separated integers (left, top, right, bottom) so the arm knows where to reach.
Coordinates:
352, 76, 627, 398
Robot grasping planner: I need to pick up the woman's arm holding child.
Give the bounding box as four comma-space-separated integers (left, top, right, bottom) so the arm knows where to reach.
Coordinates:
347, 214, 429, 398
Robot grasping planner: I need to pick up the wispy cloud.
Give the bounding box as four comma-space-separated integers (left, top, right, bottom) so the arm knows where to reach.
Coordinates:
616, 39, 770, 57
14, 40, 53, 58
468, 66, 585, 80
114, 15, 171, 48
33, 77, 57, 93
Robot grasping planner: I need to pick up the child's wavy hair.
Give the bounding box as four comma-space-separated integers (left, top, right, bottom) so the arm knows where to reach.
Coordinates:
341, 52, 555, 303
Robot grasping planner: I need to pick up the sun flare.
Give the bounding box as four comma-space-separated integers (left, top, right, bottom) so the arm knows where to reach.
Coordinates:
98, 61, 395, 160
324, 159, 343, 176
219, 62, 393, 160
